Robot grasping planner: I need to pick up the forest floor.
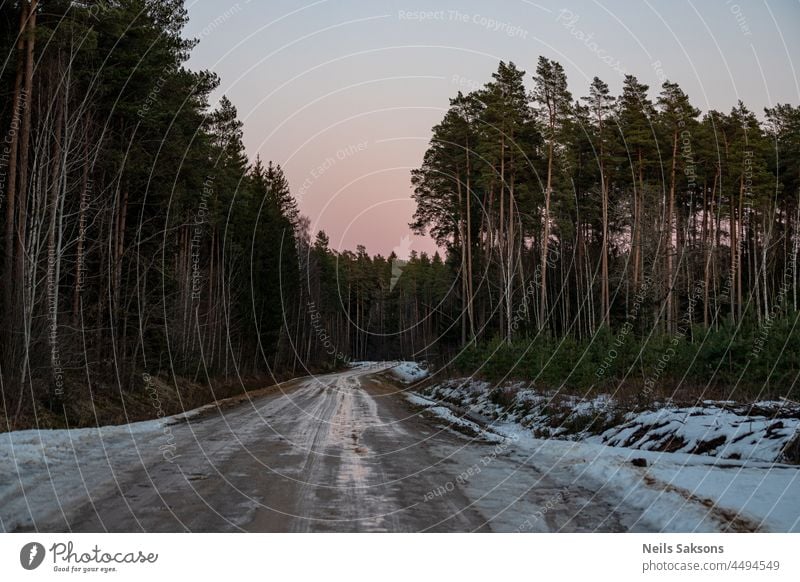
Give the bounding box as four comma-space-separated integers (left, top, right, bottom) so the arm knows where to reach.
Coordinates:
409, 375, 800, 465
1, 367, 326, 432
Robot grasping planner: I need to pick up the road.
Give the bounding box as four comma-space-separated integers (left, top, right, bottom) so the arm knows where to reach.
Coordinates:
9, 366, 652, 532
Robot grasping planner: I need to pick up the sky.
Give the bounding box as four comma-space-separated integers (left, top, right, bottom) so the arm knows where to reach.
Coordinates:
182, 0, 800, 258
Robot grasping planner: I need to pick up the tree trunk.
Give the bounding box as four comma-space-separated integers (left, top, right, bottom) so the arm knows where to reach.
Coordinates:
540, 137, 554, 330
665, 129, 678, 333
73, 137, 90, 325
14, 0, 38, 304
3, 1, 29, 319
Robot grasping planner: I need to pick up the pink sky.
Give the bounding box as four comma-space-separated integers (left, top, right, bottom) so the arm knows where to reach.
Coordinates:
185, 0, 800, 258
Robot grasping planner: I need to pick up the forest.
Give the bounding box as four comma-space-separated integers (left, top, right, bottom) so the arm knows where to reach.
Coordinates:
2, 1, 799, 430
411, 59, 800, 399
0, 0, 453, 429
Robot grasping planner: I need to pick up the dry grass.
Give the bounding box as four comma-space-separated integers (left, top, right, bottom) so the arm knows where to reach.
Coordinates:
1, 370, 295, 433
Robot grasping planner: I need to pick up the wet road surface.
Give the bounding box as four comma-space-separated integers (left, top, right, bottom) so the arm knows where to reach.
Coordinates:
13, 366, 648, 532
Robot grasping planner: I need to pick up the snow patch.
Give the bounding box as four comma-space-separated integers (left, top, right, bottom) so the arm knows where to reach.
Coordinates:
419, 379, 800, 464
594, 406, 799, 463
0, 416, 178, 532
406, 391, 502, 442
389, 361, 429, 384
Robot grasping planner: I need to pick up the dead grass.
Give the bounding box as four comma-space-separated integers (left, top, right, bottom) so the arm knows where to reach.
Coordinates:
1, 370, 297, 433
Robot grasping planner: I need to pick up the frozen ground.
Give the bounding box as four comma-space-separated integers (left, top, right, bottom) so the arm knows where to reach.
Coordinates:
420, 379, 800, 463
596, 404, 798, 462
386, 361, 429, 384
1, 365, 798, 532
408, 390, 800, 532
0, 415, 178, 532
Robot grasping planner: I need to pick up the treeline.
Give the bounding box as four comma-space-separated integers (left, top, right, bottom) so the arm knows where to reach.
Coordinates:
413, 59, 800, 341
410, 59, 800, 396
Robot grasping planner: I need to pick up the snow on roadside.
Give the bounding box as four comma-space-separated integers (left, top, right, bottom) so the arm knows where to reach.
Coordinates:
410, 379, 800, 530
406, 389, 800, 532
418, 378, 800, 464
406, 393, 437, 408
388, 361, 429, 384
421, 378, 621, 439
532, 436, 800, 532
594, 405, 798, 463
406, 391, 503, 442
644, 453, 800, 532
0, 415, 180, 532
427, 407, 502, 442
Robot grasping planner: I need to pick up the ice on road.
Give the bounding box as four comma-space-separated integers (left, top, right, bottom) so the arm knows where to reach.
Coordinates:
1, 365, 798, 532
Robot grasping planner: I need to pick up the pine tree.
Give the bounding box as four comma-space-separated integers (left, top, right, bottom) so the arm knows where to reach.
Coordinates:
657, 81, 700, 332
532, 57, 572, 332
617, 75, 656, 293
583, 77, 616, 326
478, 61, 538, 342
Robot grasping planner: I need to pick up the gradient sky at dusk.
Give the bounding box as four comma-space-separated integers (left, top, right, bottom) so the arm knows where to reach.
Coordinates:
183, 0, 800, 258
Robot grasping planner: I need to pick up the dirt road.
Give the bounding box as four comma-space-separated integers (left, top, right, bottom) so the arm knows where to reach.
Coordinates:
9, 366, 650, 532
